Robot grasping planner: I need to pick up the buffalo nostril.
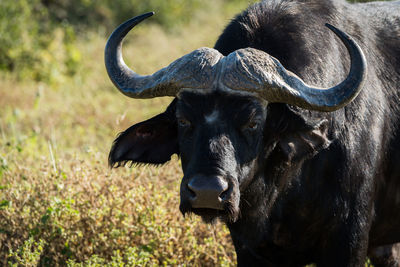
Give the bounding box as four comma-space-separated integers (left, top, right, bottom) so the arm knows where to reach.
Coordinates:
219, 187, 229, 201
187, 183, 196, 198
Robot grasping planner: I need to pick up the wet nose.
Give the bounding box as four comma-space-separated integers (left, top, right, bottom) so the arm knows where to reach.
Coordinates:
187, 175, 229, 210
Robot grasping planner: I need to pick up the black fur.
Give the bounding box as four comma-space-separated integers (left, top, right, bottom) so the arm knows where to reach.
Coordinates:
109, 99, 178, 166
110, 0, 400, 265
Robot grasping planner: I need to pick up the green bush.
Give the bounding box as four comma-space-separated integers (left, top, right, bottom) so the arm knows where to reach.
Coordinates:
0, 0, 212, 83
42, 0, 207, 32
0, 0, 81, 83
0, 0, 42, 77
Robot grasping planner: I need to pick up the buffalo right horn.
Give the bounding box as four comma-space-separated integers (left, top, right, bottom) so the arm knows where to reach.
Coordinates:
219, 24, 367, 112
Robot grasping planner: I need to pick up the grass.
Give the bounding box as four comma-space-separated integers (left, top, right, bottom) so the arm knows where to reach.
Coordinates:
0, 1, 259, 265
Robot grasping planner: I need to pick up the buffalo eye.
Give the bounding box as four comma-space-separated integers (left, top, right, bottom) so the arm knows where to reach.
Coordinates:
178, 117, 191, 128
244, 120, 259, 131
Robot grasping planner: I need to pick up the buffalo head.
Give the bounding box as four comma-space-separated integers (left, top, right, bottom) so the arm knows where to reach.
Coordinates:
106, 12, 366, 223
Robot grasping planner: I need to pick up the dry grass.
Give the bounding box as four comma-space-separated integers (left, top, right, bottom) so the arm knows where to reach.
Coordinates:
0, 2, 261, 265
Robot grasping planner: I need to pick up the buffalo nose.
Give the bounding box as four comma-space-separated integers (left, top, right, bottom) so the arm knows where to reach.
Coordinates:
187, 175, 229, 210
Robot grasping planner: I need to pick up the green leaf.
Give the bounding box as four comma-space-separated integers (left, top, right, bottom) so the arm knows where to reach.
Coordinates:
0, 199, 10, 209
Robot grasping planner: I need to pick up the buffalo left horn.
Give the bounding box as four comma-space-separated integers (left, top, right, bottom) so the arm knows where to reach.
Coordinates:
104, 12, 223, 98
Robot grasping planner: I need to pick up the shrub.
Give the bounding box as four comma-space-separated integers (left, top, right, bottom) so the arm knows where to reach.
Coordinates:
0, 0, 81, 83
0, 0, 213, 83
42, 0, 207, 32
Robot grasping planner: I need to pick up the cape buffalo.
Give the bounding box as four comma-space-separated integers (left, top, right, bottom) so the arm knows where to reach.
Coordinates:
105, 0, 400, 265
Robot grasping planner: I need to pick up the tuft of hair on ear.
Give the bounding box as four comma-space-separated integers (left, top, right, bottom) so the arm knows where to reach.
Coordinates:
108, 132, 123, 168
108, 132, 177, 168
108, 103, 179, 168
108, 129, 135, 168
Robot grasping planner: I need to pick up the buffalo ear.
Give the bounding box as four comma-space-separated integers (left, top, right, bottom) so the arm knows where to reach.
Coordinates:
265, 104, 331, 164
277, 119, 331, 163
109, 109, 178, 167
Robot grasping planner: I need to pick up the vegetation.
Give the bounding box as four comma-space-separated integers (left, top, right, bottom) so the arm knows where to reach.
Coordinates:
0, 0, 380, 265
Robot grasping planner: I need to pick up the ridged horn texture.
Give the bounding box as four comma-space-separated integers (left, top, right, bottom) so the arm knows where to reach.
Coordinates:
105, 13, 367, 112
104, 12, 222, 98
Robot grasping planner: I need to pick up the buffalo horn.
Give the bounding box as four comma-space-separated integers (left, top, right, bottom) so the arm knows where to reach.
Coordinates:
104, 12, 223, 98
105, 13, 366, 112
219, 23, 367, 112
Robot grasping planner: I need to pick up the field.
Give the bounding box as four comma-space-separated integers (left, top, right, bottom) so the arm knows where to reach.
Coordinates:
0, 0, 382, 266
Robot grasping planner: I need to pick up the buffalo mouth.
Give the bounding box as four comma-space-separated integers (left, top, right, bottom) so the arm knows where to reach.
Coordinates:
180, 203, 240, 224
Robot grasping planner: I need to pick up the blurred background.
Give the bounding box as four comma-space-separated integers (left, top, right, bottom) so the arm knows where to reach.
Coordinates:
0, 0, 380, 265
